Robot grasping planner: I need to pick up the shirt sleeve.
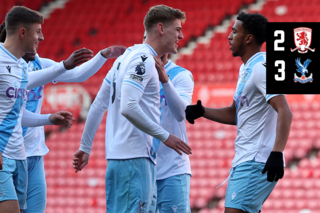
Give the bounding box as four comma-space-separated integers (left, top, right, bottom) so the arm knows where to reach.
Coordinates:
120, 54, 170, 142
253, 62, 284, 102
21, 109, 52, 127
79, 80, 110, 154
52, 51, 107, 84
162, 71, 194, 122
39, 57, 57, 68
122, 54, 153, 92
27, 62, 67, 90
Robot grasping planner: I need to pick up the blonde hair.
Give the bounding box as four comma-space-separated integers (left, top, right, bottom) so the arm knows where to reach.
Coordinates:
144, 5, 186, 33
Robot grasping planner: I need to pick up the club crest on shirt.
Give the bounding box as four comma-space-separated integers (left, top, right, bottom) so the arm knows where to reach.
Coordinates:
135, 62, 146, 75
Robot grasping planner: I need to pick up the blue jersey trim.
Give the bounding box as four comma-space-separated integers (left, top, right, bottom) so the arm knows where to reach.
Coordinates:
180, 94, 191, 102
0, 78, 28, 151
0, 45, 18, 61
23, 57, 43, 136
105, 78, 111, 84
234, 53, 265, 125
145, 44, 157, 56
164, 61, 172, 69
150, 138, 161, 162
123, 80, 144, 91
160, 65, 187, 105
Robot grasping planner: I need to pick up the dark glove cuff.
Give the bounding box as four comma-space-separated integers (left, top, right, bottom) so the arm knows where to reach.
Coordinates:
270, 151, 283, 158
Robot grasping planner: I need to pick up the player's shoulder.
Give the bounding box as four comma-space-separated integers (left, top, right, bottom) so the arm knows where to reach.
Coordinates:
129, 44, 155, 60
166, 62, 194, 84
169, 62, 192, 76
0, 47, 16, 64
252, 61, 266, 73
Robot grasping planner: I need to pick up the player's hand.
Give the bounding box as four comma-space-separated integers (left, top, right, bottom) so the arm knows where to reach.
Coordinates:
262, 151, 284, 182
63, 48, 93, 70
185, 100, 205, 124
153, 56, 169, 83
0, 151, 3, 170
101, 45, 127, 59
49, 111, 75, 128
73, 150, 89, 173
164, 134, 192, 155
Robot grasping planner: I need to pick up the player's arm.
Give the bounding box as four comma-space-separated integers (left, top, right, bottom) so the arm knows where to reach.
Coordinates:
121, 56, 192, 155
154, 56, 194, 122
185, 100, 236, 125
269, 96, 292, 152
21, 109, 74, 127
73, 73, 112, 172
52, 46, 126, 83
252, 62, 293, 182
203, 102, 236, 125
27, 48, 93, 90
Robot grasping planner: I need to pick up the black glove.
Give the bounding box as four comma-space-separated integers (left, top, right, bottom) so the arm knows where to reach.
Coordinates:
185, 100, 205, 124
262, 151, 284, 182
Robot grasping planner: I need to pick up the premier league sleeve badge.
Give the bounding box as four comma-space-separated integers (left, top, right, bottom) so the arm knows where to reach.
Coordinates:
135, 62, 146, 75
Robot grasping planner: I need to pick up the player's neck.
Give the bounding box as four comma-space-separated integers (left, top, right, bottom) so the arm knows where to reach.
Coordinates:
3, 37, 25, 59
241, 47, 261, 64
144, 39, 164, 57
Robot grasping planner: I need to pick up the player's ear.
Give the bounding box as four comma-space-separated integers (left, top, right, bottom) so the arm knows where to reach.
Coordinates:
245, 34, 254, 45
19, 27, 27, 39
157, 23, 164, 36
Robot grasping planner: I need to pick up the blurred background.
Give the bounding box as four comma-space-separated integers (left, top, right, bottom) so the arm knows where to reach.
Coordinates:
1, 0, 320, 212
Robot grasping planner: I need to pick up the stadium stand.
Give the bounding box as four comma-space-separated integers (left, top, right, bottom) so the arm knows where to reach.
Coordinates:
0, 0, 53, 18
1, 0, 320, 212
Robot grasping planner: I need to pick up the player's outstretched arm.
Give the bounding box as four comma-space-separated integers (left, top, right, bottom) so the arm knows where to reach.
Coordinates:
27, 48, 93, 90
121, 83, 192, 155
262, 96, 292, 182
73, 80, 111, 172
185, 100, 236, 125
154, 56, 194, 122
53, 46, 126, 83
21, 109, 74, 128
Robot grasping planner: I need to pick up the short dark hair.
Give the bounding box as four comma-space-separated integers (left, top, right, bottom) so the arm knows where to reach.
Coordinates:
0, 21, 6, 42
237, 12, 267, 45
5, 6, 43, 35
144, 5, 186, 33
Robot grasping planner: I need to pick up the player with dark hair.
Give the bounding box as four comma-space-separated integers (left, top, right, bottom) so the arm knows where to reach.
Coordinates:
186, 12, 292, 213
0, 15, 126, 213
73, 5, 192, 213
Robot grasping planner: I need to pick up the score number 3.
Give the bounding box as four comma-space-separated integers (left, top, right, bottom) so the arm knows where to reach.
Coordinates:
274, 30, 285, 81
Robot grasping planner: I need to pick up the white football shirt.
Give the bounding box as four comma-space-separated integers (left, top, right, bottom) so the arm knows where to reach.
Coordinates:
102, 44, 168, 163
156, 60, 194, 180
0, 44, 28, 160
233, 52, 284, 167
23, 52, 107, 157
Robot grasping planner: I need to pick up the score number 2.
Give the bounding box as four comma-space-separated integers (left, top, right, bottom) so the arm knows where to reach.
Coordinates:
274, 30, 285, 81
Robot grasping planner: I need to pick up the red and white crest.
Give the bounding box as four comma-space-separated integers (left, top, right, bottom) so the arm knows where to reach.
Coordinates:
291, 27, 315, 53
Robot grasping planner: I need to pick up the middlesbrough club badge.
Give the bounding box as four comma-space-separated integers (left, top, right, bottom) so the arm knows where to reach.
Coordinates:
290, 27, 315, 54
